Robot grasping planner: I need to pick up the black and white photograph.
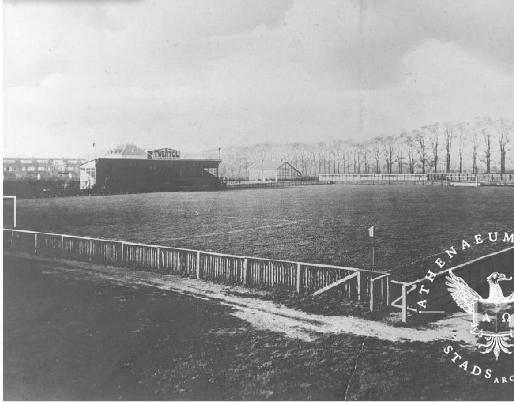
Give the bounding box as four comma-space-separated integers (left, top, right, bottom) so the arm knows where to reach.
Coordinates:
2, 0, 514, 400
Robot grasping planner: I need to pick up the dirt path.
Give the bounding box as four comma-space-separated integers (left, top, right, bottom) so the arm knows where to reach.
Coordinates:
7, 252, 476, 345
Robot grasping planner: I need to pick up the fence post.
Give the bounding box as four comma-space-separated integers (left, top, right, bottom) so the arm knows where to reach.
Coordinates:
89, 239, 93, 262
356, 271, 361, 301
369, 278, 374, 312
34, 232, 38, 255
156, 247, 160, 272
121, 241, 125, 266
401, 284, 407, 323
386, 276, 390, 306
296, 263, 302, 293
243, 258, 249, 286
61, 235, 65, 258
196, 251, 201, 279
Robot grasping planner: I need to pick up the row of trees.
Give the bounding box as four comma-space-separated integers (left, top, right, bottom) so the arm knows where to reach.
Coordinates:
205, 117, 513, 178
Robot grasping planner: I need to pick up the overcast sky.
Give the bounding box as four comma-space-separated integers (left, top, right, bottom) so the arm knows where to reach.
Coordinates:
4, 0, 514, 158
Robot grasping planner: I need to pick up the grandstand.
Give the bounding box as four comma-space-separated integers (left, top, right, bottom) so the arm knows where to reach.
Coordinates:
80, 158, 222, 194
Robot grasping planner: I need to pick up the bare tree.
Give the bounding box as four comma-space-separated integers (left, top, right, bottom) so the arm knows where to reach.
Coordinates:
401, 132, 416, 173
444, 122, 454, 173
298, 149, 310, 176
372, 137, 382, 173
428, 124, 440, 173
396, 132, 408, 174
497, 119, 511, 175
414, 129, 428, 174
356, 145, 362, 173
361, 143, 370, 173
206, 117, 514, 179
471, 129, 479, 174
456, 122, 466, 174
333, 141, 345, 174
383, 136, 396, 174
482, 128, 492, 174
351, 145, 358, 173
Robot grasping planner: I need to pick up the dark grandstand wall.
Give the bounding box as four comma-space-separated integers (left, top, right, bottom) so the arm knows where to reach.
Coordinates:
92, 158, 221, 194
3, 180, 80, 198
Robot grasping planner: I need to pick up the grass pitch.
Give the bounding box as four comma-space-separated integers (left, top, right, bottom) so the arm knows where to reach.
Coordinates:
10, 184, 514, 279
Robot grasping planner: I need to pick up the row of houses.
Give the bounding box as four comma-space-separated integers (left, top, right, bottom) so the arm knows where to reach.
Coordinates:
2, 144, 182, 182
3, 158, 85, 181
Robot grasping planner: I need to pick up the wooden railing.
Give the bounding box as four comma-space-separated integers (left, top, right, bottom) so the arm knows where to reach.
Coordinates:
3, 228, 390, 309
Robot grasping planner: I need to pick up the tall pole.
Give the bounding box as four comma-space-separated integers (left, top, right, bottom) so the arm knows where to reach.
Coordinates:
372, 235, 375, 267
13, 196, 17, 228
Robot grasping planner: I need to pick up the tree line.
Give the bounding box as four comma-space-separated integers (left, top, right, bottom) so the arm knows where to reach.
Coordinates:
204, 117, 513, 179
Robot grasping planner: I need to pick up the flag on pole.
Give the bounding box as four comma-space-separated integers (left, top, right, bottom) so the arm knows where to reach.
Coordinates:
368, 226, 374, 238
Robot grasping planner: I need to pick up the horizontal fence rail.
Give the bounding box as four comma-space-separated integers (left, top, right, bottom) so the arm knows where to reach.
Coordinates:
319, 173, 429, 184
320, 173, 514, 186
3, 228, 391, 311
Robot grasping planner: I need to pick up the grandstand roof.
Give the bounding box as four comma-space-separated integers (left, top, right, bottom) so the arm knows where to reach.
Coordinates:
107, 143, 147, 157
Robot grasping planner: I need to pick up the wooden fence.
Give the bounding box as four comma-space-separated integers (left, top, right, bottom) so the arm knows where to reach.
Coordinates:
3, 228, 390, 310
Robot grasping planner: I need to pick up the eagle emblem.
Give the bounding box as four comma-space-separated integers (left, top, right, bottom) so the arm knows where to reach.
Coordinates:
445, 270, 514, 360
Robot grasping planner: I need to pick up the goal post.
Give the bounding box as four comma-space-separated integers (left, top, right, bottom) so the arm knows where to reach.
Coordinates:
445, 174, 479, 188
3, 196, 17, 228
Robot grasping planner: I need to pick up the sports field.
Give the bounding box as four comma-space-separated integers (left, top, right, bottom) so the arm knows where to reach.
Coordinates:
9, 184, 514, 279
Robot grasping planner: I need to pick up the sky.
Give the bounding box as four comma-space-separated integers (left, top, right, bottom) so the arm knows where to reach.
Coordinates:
4, 0, 514, 158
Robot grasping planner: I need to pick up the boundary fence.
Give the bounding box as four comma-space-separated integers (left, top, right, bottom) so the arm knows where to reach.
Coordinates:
319, 173, 514, 186
319, 174, 429, 184
3, 229, 391, 311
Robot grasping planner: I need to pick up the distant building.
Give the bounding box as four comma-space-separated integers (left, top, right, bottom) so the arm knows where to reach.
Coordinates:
3, 158, 85, 181
248, 161, 302, 182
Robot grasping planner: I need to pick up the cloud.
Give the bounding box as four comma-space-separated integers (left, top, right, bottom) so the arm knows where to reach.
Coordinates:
3, 0, 514, 157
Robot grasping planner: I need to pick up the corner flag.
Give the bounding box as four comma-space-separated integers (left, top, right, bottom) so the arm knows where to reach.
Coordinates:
368, 226, 374, 238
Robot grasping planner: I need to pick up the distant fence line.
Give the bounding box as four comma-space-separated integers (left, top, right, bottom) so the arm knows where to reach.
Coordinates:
319, 173, 428, 184
319, 173, 514, 185
223, 178, 325, 190
3, 229, 391, 311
